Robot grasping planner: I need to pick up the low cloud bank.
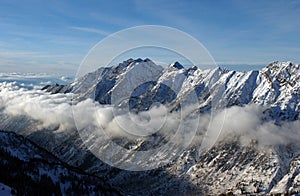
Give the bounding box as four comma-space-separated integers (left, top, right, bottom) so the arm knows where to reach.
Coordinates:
208, 105, 300, 147
0, 82, 299, 148
0, 73, 73, 89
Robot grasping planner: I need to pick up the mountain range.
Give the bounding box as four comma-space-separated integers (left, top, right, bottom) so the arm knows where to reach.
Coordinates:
1, 58, 299, 195
44, 58, 299, 122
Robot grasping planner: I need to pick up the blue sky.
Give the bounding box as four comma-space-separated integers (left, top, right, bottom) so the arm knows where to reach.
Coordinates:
0, 0, 299, 74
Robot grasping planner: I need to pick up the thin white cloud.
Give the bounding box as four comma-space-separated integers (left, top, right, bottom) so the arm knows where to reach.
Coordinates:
69, 26, 111, 36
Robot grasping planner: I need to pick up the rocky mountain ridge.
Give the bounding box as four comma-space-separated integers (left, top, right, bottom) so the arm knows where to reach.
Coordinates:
1, 59, 299, 195
44, 59, 299, 122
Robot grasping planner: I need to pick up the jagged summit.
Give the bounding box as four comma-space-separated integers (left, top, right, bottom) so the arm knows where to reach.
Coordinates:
266, 61, 298, 70
119, 58, 155, 64
261, 61, 299, 89
115, 58, 158, 69
170, 61, 184, 69
116, 58, 185, 70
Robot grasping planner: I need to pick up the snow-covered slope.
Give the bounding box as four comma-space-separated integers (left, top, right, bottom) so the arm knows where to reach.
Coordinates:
1, 59, 300, 195
0, 183, 12, 196
0, 131, 121, 195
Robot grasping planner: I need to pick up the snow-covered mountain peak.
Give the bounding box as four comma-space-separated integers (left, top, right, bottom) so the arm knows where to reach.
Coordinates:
43, 59, 299, 121
169, 61, 185, 70
121, 58, 163, 78
264, 61, 299, 76
261, 61, 300, 90
115, 58, 162, 73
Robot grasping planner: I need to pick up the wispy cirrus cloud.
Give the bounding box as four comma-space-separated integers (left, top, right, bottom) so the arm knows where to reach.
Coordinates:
69, 26, 111, 36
